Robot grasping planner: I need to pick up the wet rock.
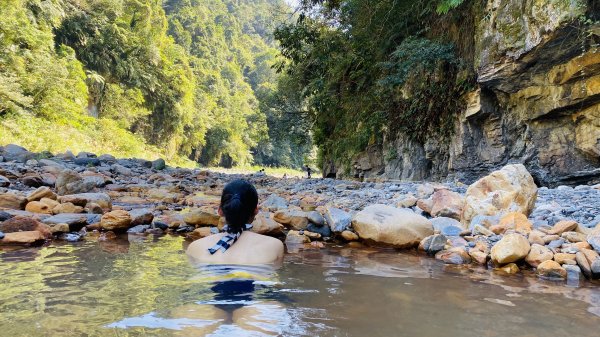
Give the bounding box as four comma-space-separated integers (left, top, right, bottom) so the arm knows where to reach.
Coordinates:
491, 233, 531, 265
59, 232, 84, 242
100, 210, 132, 231
129, 208, 154, 226
525, 244, 554, 267
183, 208, 221, 226
187, 227, 215, 240
419, 234, 447, 255
576, 251, 593, 278
462, 164, 537, 224
27, 186, 56, 202
127, 225, 150, 234
0, 231, 4, 239
25, 201, 52, 214
496, 263, 519, 274
537, 260, 567, 279
352, 204, 433, 248
49, 223, 70, 234
435, 248, 471, 265
324, 207, 352, 233
285, 230, 310, 245
341, 230, 359, 241
307, 223, 331, 238
274, 209, 309, 230
0, 231, 46, 245
0, 193, 27, 210
564, 265, 583, 285
0, 216, 52, 238
0, 175, 9, 187
431, 189, 464, 220
55, 170, 95, 195
251, 212, 283, 235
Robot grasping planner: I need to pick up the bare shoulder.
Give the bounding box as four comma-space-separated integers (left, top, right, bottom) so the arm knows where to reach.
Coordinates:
186, 233, 224, 256
245, 232, 284, 248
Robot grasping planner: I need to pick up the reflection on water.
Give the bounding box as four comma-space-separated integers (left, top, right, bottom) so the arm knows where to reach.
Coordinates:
1, 235, 600, 336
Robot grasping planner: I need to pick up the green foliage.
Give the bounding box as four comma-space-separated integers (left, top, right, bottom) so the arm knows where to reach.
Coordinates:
436, 0, 466, 14
275, 0, 474, 167
0, 0, 312, 168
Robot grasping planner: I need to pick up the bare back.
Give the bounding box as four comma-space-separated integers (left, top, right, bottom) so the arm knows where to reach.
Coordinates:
186, 231, 284, 265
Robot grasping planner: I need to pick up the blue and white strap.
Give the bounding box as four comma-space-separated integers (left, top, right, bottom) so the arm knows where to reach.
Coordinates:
207, 224, 253, 254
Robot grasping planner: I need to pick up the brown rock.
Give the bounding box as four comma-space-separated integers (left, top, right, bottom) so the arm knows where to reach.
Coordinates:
251, 212, 283, 235
416, 198, 433, 214
525, 244, 554, 267
461, 164, 537, 224
55, 170, 95, 195
574, 241, 592, 250
497, 212, 532, 234
537, 260, 567, 279
49, 223, 70, 234
576, 252, 593, 277
495, 263, 519, 274
285, 230, 310, 245
0, 231, 46, 245
183, 208, 220, 226
273, 210, 309, 230
0, 216, 52, 238
52, 202, 84, 214
100, 210, 132, 231
0, 193, 27, 210
25, 201, 52, 214
548, 220, 578, 235
491, 233, 531, 265
187, 227, 215, 241
85, 203, 104, 214
435, 248, 471, 264
27, 186, 56, 202
561, 231, 586, 243
40, 197, 60, 209
431, 189, 464, 220
396, 194, 418, 208
543, 234, 560, 244
554, 253, 576, 265
528, 231, 545, 246
469, 250, 488, 264
341, 230, 359, 241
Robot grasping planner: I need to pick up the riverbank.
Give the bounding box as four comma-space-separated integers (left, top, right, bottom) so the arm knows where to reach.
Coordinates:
1, 144, 599, 285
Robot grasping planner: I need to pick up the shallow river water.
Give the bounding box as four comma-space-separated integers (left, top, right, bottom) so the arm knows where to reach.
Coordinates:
1, 235, 600, 337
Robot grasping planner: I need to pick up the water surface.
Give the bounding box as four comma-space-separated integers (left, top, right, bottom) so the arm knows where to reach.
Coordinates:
1, 235, 599, 336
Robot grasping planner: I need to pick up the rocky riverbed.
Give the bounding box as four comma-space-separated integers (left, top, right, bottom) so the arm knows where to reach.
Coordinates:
1, 144, 600, 285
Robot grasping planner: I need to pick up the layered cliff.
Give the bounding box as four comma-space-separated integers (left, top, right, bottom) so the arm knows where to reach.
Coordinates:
343, 0, 600, 187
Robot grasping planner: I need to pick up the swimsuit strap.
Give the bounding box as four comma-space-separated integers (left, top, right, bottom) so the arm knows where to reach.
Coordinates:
208, 224, 253, 255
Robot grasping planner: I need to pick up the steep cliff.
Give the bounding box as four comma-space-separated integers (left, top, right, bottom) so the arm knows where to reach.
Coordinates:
345, 0, 600, 187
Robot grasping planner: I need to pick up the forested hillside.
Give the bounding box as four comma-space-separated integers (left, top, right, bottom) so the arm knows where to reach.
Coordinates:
0, 0, 311, 168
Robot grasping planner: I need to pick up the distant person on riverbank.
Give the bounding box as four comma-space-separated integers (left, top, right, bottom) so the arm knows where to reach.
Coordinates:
305, 165, 312, 179
186, 179, 284, 264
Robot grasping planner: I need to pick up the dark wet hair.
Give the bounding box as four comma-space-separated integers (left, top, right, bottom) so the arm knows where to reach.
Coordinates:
220, 179, 258, 233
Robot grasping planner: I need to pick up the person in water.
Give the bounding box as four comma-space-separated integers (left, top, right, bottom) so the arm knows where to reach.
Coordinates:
186, 179, 284, 264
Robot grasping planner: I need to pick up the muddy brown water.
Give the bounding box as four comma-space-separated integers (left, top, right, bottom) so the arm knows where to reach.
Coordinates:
1, 235, 599, 337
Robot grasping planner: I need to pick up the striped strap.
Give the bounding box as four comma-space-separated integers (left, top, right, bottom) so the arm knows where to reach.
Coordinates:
207, 224, 253, 255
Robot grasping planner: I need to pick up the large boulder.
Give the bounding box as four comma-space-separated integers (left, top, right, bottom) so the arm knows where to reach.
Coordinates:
251, 212, 283, 235
461, 164, 537, 224
352, 204, 433, 248
0, 231, 46, 245
491, 233, 531, 265
0, 216, 52, 239
183, 208, 220, 226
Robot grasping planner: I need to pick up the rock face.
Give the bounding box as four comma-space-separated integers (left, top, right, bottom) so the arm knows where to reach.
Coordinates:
461, 164, 537, 224
322, 1, 600, 187
352, 204, 433, 247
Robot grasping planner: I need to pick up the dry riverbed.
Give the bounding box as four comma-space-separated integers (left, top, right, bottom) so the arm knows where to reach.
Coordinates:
1, 144, 600, 285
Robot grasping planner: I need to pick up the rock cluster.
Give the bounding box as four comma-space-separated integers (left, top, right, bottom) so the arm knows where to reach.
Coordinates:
1, 145, 600, 285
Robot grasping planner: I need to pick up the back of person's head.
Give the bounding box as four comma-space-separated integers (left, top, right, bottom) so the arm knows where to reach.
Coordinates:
220, 179, 258, 233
